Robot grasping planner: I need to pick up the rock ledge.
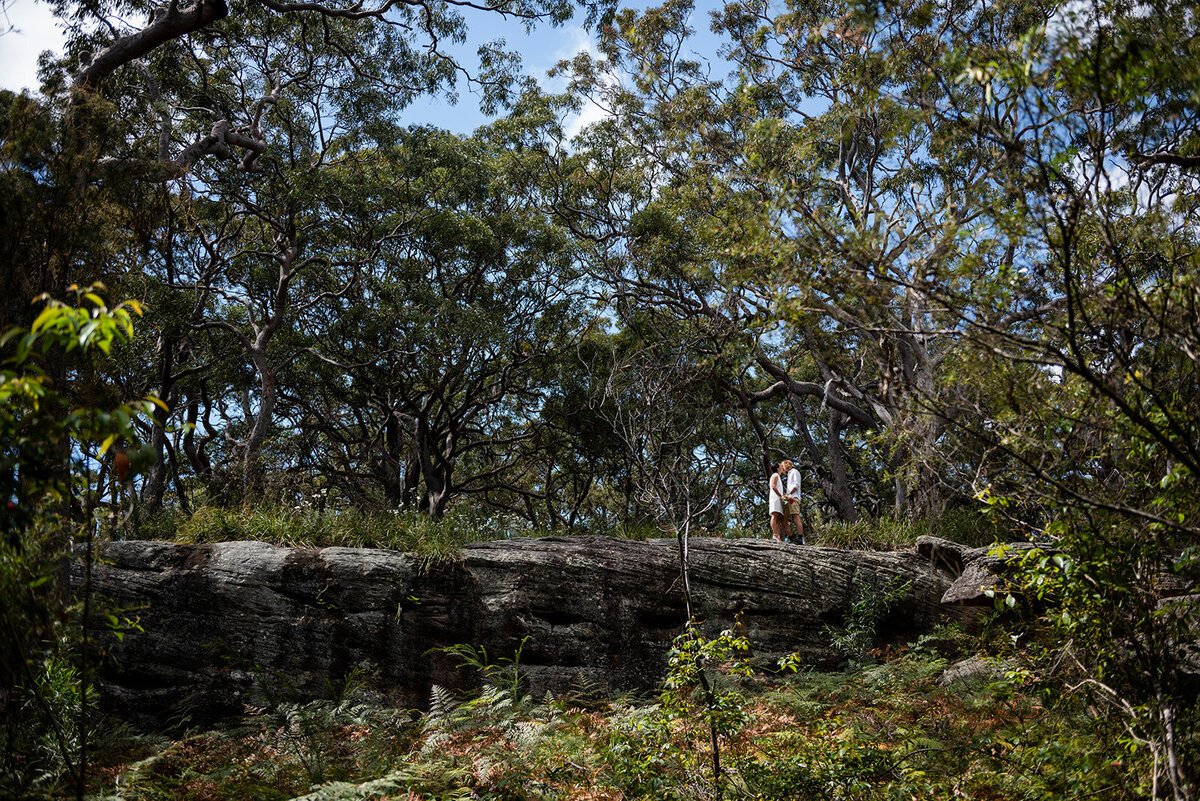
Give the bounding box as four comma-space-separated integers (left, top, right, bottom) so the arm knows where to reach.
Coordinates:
79, 536, 975, 727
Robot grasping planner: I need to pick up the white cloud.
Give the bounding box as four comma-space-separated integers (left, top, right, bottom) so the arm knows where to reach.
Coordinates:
549, 25, 595, 68
543, 25, 619, 142
0, 0, 65, 94
564, 92, 612, 141
1046, 0, 1152, 46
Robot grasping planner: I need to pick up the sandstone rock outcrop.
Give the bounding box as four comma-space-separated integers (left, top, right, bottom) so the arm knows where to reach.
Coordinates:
918, 536, 1046, 605
78, 536, 976, 728
919, 535, 1198, 612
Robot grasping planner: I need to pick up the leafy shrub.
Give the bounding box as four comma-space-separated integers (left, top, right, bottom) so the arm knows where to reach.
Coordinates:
90, 643, 1161, 801
599, 702, 687, 800
738, 754, 828, 799
1, 288, 161, 798
737, 746, 892, 801
824, 574, 913, 663
662, 623, 753, 743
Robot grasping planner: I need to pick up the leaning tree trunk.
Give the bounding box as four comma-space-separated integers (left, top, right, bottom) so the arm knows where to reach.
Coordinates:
825, 410, 857, 523
241, 350, 277, 494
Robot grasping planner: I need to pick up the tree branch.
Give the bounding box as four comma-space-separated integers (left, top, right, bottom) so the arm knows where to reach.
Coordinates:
1130, 151, 1200, 170
75, 0, 230, 89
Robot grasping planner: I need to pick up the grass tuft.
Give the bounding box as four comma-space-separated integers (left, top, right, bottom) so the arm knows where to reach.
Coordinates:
813, 507, 1012, 551
137, 506, 513, 559
135, 502, 1014, 557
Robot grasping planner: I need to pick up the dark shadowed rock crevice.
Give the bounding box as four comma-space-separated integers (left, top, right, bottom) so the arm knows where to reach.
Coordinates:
77, 536, 978, 729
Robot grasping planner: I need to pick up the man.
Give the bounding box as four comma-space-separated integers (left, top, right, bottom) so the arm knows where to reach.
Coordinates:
782, 459, 804, 545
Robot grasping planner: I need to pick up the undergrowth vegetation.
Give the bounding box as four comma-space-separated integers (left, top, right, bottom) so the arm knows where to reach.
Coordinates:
84, 625, 1149, 801
813, 507, 1007, 551
136, 506, 515, 558
132, 503, 1004, 555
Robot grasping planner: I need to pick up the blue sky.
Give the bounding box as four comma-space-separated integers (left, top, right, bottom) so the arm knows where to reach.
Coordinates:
0, 0, 730, 135
0, 0, 61, 95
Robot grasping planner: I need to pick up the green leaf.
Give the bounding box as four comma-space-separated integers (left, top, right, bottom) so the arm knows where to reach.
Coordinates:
78, 319, 100, 348
29, 306, 58, 334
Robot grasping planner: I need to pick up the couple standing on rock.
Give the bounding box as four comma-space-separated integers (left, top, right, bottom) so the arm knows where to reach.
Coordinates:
768, 460, 804, 544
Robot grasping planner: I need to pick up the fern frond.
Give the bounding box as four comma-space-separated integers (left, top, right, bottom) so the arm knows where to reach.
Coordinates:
420, 729, 452, 756
287, 764, 475, 801
510, 720, 546, 750
473, 754, 494, 785
426, 684, 459, 727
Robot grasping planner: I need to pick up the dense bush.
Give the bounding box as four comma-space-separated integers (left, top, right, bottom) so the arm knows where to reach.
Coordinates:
84, 625, 1154, 800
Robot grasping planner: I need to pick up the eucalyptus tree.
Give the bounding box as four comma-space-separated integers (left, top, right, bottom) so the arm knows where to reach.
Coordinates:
936, 0, 1200, 525
555, 0, 1059, 521
705, 0, 1066, 519
56, 0, 617, 175
923, 2, 1200, 793
103, 6, 433, 500
285, 124, 586, 518
545, 0, 885, 522
18, 0, 619, 507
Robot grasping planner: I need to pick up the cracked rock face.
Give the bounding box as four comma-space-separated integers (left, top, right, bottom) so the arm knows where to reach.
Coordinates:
76, 536, 975, 728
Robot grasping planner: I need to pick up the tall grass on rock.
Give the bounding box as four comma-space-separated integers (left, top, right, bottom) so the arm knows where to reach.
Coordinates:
145, 506, 514, 557
815, 507, 1009, 551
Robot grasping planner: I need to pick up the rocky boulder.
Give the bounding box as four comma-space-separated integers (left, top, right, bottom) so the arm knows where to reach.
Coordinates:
919, 535, 1199, 610
937, 655, 1013, 687
918, 536, 1049, 605
77, 536, 976, 728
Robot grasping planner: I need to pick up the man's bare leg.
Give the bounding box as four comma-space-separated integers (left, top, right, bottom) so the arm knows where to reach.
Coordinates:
790, 514, 804, 545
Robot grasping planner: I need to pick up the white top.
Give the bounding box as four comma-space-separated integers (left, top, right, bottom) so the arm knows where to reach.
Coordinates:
768, 472, 785, 515
786, 467, 801, 499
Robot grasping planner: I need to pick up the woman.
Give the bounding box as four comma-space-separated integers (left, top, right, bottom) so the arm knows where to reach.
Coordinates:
768, 461, 788, 542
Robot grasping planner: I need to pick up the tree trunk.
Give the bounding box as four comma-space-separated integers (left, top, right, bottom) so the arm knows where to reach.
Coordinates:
786, 390, 858, 523
402, 450, 420, 510
415, 423, 452, 518
141, 335, 179, 515
381, 411, 405, 505
241, 350, 276, 493
826, 411, 857, 523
